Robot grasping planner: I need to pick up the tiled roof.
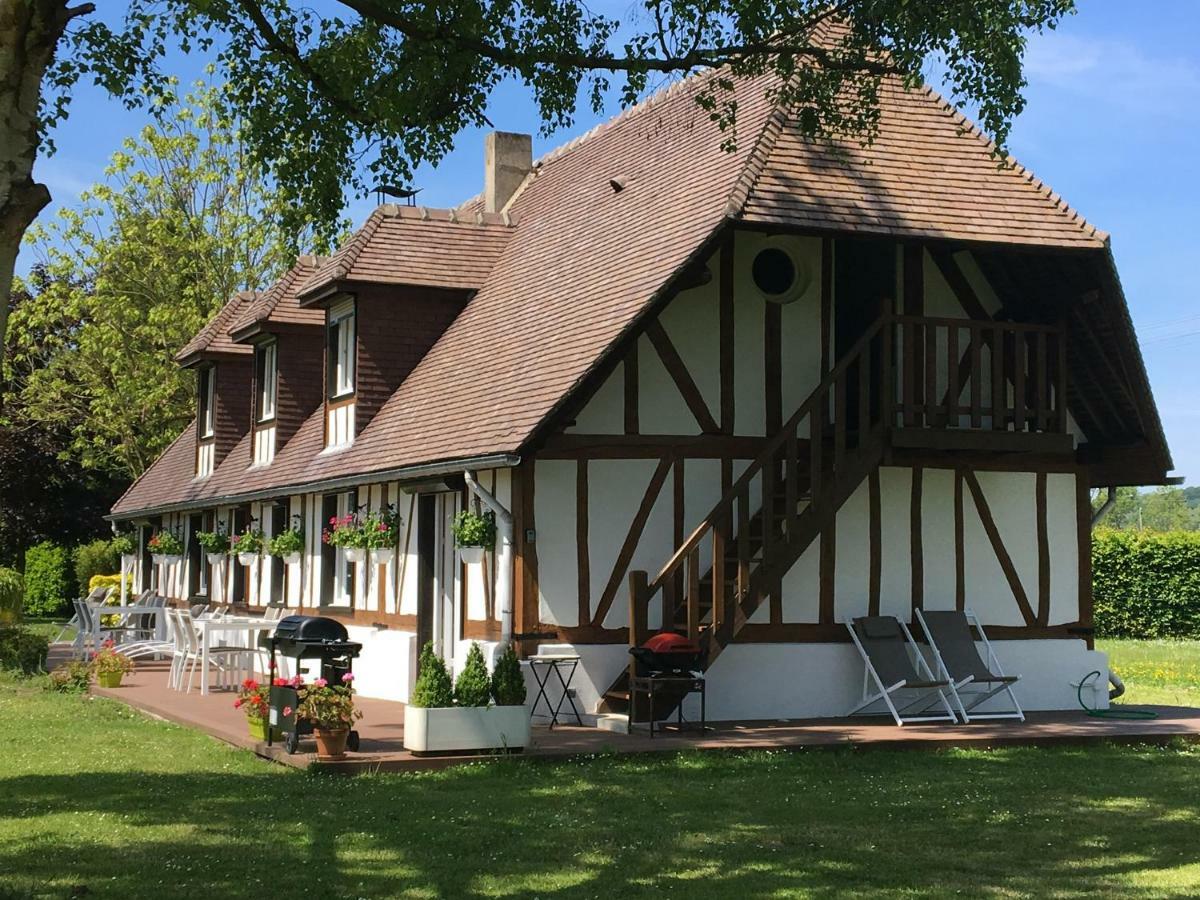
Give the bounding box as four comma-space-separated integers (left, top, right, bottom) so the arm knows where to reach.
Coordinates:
110, 421, 198, 514
229, 256, 325, 338
175, 292, 257, 364
114, 60, 1165, 518
737, 79, 1107, 248
297, 205, 516, 300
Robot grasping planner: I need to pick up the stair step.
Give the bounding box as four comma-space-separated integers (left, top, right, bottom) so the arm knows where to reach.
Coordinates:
603, 689, 631, 702
595, 713, 630, 734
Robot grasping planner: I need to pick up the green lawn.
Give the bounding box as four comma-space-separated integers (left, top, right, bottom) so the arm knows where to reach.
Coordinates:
4, 664, 1200, 899
1100, 639, 1200, 708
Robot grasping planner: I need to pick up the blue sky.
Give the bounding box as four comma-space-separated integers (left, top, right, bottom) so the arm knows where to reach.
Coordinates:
22, 2, 1200, 482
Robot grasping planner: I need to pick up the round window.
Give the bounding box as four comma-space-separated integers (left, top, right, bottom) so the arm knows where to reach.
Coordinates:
751, 244, 809, 303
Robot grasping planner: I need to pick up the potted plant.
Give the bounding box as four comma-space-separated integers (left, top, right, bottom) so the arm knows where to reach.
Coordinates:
296, 672, 362, 760
230, 527, 264, 566
324, 513, 367, 563
268, 525, 304, 565
403, 642, 530, 754
363, 506, 401, 567
111, 532, 136, 575
452, 509, 496, 566
147, 530, 184, 566
90, 640, 135, 688
196, 527, 231, 566
234, 678, 281, 742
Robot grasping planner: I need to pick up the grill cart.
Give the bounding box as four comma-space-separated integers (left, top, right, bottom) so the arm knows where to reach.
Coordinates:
267, 615, 363, 754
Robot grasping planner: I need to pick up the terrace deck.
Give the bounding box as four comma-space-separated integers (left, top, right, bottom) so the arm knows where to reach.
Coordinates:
83, 656, 1200, 774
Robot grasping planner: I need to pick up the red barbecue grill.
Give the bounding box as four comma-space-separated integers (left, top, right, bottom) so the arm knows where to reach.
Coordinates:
629, 632, 707, 738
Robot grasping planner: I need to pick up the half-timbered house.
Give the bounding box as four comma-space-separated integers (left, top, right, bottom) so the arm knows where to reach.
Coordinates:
109, 66, 1171, 724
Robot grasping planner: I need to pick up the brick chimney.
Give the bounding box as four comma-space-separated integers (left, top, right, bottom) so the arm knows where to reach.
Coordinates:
484, 131, 532, 213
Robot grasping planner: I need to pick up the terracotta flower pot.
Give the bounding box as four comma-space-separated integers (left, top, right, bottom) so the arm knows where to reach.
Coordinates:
97, 671, 124, 689
313, 727, 350, 760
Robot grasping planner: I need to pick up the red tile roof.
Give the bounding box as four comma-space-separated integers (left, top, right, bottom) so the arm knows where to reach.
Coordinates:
297, 206, 516, 300
229, 256, 325, 338
737, 79, 1107, 248
175, 292, 257, 365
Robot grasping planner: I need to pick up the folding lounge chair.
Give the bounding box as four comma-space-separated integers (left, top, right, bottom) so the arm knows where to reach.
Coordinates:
58, 586, 112, 646
915, 609, 1024, 723
846, 615, 958, 726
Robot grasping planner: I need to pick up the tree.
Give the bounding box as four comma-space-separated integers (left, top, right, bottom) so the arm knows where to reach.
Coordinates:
5, 84, 299, 478
2, 0, 1077, 369
1092, 486, 1200, 533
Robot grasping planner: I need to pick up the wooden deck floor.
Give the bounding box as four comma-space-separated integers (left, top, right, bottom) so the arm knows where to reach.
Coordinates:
78, 655, 1200, 774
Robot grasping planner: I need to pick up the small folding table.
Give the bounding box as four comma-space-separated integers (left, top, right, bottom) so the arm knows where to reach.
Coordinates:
527, 653, 583, 728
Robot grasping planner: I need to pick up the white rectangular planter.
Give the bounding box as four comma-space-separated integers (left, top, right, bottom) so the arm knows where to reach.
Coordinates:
404, 705, 530, 754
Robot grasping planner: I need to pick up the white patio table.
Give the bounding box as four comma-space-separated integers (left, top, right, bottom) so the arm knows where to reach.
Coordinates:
87, 605, 167, 656
197, 617, 278, 695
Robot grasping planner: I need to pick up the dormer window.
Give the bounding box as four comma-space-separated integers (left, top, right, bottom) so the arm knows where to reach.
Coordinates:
327, 299, 356, 399
198, 366, 216, 438
255, 340, 278, 422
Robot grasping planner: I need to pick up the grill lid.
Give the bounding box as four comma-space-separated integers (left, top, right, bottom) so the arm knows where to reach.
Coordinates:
273, 615, 350, 644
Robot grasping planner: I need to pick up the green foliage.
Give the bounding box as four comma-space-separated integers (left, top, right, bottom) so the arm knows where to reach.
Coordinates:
57, 2, 1074, 259
73, 539, 122, 596
22, 542, 71, 618
454, 642, 492, 707
1093, 530, 1200, 639
491, 643, 527, 707
7, 84, 298, 479
0, 627, 50, 676
1092, 487, 1200, 532
230, 528, 264, 555
147, 530, 184, 556
451, 510, 496, 550
268, 528, 303, 557
0, 568, 23, 626
409, 642, 453, 709
110, 532, 136, 556
196, 529, 230, 554
46, 659, 92, 693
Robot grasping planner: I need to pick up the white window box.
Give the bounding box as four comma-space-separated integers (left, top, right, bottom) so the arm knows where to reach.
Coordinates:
403, 705, 530, 754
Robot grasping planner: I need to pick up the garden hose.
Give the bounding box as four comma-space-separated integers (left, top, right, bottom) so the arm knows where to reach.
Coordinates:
1077, 670, 1158, 719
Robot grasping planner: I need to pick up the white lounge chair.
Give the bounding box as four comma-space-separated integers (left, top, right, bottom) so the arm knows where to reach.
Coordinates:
846, 615, 958, 726
915, 609, 1024, 723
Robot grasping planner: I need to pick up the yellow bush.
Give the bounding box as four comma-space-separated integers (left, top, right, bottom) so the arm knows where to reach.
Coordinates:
88, 574, 132, 594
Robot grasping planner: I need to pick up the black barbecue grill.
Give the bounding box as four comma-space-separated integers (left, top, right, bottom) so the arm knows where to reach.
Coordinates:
267, 615, 363, 754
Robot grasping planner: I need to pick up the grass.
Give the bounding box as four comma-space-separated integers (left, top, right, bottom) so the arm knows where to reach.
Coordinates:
1101, 639, 1200, 708
4, 668, 1200, 898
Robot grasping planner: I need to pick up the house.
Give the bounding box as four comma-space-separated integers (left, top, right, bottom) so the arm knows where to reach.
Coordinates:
109, 65, 1171, 724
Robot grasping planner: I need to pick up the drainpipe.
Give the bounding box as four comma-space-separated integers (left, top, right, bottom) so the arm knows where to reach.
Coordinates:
464, 470, 515, 645
1091, 486, 1117, 527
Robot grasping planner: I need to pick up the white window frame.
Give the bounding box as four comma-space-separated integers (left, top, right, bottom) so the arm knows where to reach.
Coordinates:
332, 490, 355, 607
257, 340, 278, 422
328, 300, 356, 399
199, 366, 216, 438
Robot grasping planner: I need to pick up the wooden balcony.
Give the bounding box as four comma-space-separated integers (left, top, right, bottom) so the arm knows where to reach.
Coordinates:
887, 314, 1072, 454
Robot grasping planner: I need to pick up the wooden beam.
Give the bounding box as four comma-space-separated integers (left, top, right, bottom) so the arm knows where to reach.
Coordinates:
645, 319, 720, 434
929, 248, 990, 321
591, 458, 672, 627
868, 468, 881, 616
1036, 471, 1050, 627
539, 433, 769, 459
910, 465, 924, 614
1077, 469, 1094, 649
954, 468, 965, 611
962, 469, 1037, 626
819, 517, 836, 624
720, 232, 735, 433
765, 303, 782, 436
623, 343, 639, 435
820, 237, 832, 375
733, 621, 1094, 644
576, 460, 590, 626
513, 459, 540, 653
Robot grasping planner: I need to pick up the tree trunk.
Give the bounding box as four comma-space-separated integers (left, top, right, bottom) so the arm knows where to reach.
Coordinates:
0, 0, 93, 406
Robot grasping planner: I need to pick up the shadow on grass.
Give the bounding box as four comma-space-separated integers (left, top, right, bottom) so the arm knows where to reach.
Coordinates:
2, 743, 1200, 898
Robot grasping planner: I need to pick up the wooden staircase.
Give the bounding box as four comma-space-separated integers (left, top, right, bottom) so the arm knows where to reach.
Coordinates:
599, 313, 893, 720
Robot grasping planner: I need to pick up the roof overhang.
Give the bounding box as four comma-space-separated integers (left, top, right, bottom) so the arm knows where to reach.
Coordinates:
107, 452, 522, 521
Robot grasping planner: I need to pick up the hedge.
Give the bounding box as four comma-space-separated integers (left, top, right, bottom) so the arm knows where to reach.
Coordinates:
23, 542, 71, 619
1093, 529, 1200, 639
74, 539, 122, 596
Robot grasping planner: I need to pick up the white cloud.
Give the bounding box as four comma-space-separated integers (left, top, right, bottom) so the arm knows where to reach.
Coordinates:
1024, 32, 1200, 119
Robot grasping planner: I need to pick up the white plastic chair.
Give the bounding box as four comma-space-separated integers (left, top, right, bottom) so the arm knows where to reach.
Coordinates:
171, 608, 251, 693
